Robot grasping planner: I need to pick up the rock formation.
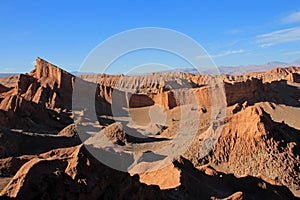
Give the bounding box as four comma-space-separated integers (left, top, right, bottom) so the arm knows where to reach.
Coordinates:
0, 57, 74, 132
0, 58, 299, 199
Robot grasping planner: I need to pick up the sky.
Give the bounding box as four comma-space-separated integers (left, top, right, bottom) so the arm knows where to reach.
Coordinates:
1, 0, 300, 73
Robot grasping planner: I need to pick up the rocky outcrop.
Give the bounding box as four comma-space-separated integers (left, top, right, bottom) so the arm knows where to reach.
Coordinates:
0, 84, 11, 94
30, 57, 74, 110
0, 145, 167, 200
0, 58, 299, 199
0, 75, 18, 88
95, 83, 211, 112
286, 73, 300, 83
0, 145, 295, 200
0, 57, 74, 131
185, 105, 300, 196
91, 67, 300, 111
224, 78, 263, 106
0, 156, 33, 177
244, 66, 300, 82
0, 127, 81, 158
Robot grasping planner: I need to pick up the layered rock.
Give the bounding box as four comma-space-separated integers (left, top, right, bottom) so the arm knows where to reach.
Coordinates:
185, 105, 300, 196
0, 145, 295, 200
286, 73, 300, 83
245, 66, 300, 82
0, 127, 80, 159
0, 58, 299, 199
30, 57, 74, 110
0, 57, 74, 131
0, 145, 167, 200
0, 84, 10, 94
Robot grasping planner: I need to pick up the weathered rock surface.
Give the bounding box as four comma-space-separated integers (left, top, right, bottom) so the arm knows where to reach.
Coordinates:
185, 105, 300, 196
0, 58, 299, 199
0, 57, 74, 132
0, 145, 295, 200
0, 145, 165, 200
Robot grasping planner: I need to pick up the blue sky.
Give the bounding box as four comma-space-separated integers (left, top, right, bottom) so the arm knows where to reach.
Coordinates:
1, 0, 300, 73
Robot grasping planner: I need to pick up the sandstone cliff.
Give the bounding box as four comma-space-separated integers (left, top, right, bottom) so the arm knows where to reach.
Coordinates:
0, 57, 74, 132
0, 58, 299, 199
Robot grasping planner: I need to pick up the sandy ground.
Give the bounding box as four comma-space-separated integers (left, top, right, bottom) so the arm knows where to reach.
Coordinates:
260, 102, 300, 130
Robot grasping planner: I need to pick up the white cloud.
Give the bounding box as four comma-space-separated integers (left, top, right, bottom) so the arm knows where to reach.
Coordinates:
217, 49, 245, 57
257, 27, 300, 47
282, 11, 300, 24
2, 68, 16, 72
196, 49, 245, 60
285, 51, 300, 55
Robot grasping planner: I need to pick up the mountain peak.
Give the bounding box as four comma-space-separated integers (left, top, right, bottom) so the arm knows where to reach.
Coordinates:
29, 57, 74, 89
32, 57, 63, 79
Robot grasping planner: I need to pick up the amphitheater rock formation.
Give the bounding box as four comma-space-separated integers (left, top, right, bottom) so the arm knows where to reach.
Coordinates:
0, 57, 299, 199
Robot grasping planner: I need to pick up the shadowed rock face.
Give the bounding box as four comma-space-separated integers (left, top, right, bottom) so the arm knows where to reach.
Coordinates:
286, 73, 300, 83
185, 105, 300, 196
224, 79, 300, 107
0, 58, 299, 199
0, 84, 10, 94
244, 66, 300, 82
0, 145, 168, 200
0, 57, 74, 132
0, 145, 295, 200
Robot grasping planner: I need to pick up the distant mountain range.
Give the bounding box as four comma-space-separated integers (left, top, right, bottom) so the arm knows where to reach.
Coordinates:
1, 58, 300, 77
172, 58, 300, 75
0, 73, 18, 78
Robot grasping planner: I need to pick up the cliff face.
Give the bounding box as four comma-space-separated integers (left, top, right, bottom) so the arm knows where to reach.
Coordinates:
0, 84, 10, 93
88, 66, 300, 112
0, 145, 168, 200
89, 74, 215, 113
244, 66, 300, 83
185, 105, 300, 196
0, 58, 299, 199
30, 57, 74, 110
0, 145, 295, 200
0, 57, 74, 131
286, 73, 300, 83
224, 78, 263, 106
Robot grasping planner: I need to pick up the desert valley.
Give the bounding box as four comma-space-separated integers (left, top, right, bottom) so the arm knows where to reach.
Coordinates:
0, 57, 298, 199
